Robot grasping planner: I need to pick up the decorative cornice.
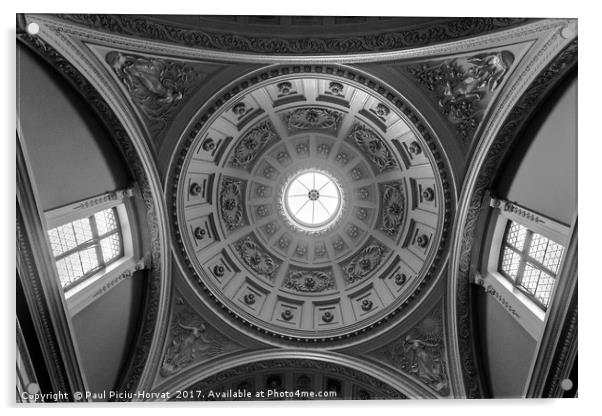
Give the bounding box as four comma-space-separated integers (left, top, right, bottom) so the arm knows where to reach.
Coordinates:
449, 38, 577, 398
53, 15, 532, 55
493, 198, 544, 224
17, 33, 170, 399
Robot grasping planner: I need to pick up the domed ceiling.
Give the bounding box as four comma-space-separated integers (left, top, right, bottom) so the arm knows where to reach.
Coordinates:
18, 14, 577, 399
172, 69, 452, 342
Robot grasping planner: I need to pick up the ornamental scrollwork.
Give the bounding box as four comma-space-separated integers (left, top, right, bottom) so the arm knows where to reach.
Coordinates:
160, 307, 239, 378
58, 14, 529, 55
283, 269, 336, 293
381, 183, 405, 237
407, 51, 514, 143
375, 307, 450, 395
219, 178, 244, 231
234, 236, 279, 280
343, 243, 387, 284
282, 107, 343, 131
229, 120, 280, 170
347, 123, 396, 172
105, 51, 198, 133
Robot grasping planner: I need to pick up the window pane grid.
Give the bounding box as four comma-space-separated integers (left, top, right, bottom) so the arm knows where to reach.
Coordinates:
500, 246, 521, 281
47, 207, 123, 290
498, 220, 565, 311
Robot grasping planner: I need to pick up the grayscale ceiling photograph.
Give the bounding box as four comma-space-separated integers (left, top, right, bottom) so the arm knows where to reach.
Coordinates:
15, 13, 578, 403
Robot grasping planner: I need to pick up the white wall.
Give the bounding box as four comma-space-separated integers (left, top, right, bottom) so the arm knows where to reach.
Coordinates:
501, 77, 578, 225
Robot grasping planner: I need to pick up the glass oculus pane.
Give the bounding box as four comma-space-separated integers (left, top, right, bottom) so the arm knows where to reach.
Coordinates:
285, 171, 341, 228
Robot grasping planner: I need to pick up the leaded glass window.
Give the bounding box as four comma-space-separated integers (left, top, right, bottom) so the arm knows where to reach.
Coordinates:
47, 207, 123, 290
498, 220, 565, 309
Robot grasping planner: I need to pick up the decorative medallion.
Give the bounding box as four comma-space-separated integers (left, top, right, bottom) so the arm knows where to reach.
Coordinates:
343, 243, 387, 284
219, 177, 245, 231
347, 123, 396, 172
283, 269, 336, 293
229, 120, 280, 170
234, 236, 280, 281
282, 107, 343, 132
381, 183, 405, 237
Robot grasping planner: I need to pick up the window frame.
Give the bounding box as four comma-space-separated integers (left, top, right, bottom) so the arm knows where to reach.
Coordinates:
49, 206, 125, 291
44, 188, 145, 316
497, 221, 564, 310
478, 196, 570, 339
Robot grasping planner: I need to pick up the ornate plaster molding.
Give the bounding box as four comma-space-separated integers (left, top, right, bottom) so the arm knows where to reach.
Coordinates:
52, 14, 532, 56
24, 15, 564, 66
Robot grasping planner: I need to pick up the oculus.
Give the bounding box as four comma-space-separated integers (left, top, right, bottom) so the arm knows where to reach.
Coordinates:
283, 170, 342, 231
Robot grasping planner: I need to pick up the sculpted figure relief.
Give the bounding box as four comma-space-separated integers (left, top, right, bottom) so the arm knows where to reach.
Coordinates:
407, 50, 514, 142
402, 336, 448, 393
161, 311, 237, 377
106, 51, 189, 119
439, 51, 514, 108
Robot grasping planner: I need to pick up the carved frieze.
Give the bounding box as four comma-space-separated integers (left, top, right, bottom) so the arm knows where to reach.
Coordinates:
160, 304, 239, 378
407, 51, 514, 143
219, 177, 245, 231
59, 14, 530, 55
381, 183, 405, 237
347, 123, 396, 172
374, 306, 450, 396
282, 107, 343, 131
343, 243, 387, 284
234, 236, 280, 281
283, 269, 336, 293
105, 51, 199, 134
229, 120, 280, 170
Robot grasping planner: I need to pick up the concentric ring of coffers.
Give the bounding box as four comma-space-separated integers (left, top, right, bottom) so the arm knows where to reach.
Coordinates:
173, 68, 452, 342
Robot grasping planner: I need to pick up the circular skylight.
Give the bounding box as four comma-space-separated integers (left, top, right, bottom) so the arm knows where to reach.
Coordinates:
284, 171, 341, 229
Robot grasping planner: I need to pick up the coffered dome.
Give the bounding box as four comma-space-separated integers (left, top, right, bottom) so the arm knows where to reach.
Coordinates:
172, 68, 453, 343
